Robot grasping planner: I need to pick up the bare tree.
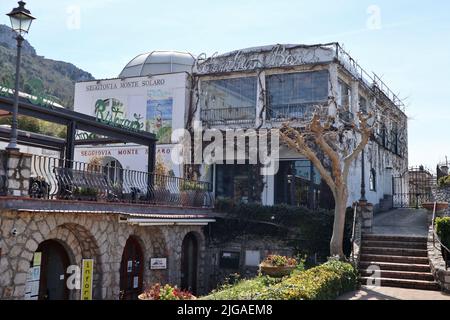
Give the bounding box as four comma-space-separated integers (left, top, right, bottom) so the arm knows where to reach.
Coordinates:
280, 111, 373, 259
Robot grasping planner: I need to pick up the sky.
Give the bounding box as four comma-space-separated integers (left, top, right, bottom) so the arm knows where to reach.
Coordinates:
0, 0, 449, 169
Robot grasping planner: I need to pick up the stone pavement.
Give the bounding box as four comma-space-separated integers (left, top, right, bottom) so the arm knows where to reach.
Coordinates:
371, 208, 428, 237
338, 285, 450, 300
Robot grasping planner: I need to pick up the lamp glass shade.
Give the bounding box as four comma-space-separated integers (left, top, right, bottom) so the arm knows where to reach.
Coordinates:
7, 2, 35, 35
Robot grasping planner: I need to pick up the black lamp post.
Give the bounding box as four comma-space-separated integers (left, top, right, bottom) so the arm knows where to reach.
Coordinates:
5, 1, 35, 151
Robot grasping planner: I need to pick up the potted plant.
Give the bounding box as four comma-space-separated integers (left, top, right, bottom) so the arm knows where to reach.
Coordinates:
422, 202, 449, 225
138, 283, 196, 300
180, 181, 203, 207
259, 255, 297, 278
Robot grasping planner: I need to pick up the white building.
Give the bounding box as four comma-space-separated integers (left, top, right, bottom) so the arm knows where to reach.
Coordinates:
73, 44, 408, 212
73, 51, 195, 177
191, 43, 408, 211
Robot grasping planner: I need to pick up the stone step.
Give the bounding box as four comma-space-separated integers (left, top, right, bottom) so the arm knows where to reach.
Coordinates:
363, 240, 427, 250
359, 269, 435, 282
361, 247, 428, 257
359, 277, 440, 291
362, 234, 428, 243
359, 261, 431, 273
360, 254, 430, 265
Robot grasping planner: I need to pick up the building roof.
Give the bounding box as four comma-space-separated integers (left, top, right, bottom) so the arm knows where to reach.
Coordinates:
119, 51, 195, 77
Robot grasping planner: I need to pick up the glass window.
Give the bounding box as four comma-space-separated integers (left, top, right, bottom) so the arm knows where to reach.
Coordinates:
369, 169, 377, 191
200, 77, 257, 110
359, 96, 368, 114
338, 80, 351, 110
266, 70, 329, 119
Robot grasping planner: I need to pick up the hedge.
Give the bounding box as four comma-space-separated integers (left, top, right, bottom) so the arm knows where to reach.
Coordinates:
203, 260, 358, 300
436, 217, 450, 249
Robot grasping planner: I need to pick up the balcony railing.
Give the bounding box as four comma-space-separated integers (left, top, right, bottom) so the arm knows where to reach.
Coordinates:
267, 103, 327, 122
201, 107, 256, 125
25, 155, 213, 208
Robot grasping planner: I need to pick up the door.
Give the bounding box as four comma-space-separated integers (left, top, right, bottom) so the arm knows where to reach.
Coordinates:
36, 240, 70, 300
181, 233, 198, 294
119, 237, 144, 300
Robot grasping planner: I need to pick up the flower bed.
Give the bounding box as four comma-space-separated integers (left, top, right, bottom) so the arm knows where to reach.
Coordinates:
203, 260, 358, 300
139, 284, 195, 300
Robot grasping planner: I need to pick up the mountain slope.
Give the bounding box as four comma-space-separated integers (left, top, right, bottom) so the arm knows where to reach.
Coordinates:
0, 24, 94, 109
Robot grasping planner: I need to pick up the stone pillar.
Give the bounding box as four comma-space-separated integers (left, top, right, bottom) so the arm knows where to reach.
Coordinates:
358, 201, 374, 233
5, 151, 32, 197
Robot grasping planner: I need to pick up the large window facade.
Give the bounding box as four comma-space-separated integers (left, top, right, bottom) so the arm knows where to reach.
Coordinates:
215, 164, 262, 203
274, 160, 334, 210
200, 77, 257, 124
266, 70, 329, 120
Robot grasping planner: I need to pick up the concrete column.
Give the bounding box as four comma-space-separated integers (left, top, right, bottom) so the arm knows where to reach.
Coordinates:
255, 71, 266, 128
351, 80, 359, 118
328, 64, 339, 117
5, 150, 32, 197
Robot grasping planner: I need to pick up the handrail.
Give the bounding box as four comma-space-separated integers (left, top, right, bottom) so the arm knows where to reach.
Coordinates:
431, 201, 450, 269
350, 202, 359, 262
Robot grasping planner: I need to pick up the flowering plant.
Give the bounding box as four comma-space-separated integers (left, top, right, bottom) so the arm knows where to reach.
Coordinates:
261, 255, 297, 267
140, 283, 194, 300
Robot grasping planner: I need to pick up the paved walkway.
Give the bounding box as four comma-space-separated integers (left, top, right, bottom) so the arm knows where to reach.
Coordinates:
338, 286, 450, 300
371, 208, 428, 237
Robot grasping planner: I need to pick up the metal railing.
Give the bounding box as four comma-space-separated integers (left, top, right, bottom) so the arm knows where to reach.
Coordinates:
431, 202, 450, 270
267, 102, 328, 122
29, 155, 214, 208
350, 203, 359, 262
201, 107, 256, 125
335, 44, 405, 112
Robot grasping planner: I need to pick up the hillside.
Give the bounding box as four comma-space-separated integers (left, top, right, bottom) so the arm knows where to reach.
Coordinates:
0, 24, 94, 109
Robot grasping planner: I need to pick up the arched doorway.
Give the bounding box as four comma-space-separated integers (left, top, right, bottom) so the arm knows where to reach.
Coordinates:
119, 237, 144, 300
32, 240, 71, 300
181, 233, 198, 294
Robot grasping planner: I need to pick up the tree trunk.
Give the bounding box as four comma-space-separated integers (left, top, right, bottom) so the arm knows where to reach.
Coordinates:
330, 188, 348, 259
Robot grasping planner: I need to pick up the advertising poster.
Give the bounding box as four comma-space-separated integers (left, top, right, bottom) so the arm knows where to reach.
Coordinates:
146, 89, 173, 144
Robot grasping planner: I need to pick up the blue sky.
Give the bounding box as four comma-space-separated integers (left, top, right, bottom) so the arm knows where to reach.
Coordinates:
1, 0, 449, 169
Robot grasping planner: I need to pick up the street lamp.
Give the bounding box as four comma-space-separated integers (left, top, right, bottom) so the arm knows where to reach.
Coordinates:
5, 1, 35, 151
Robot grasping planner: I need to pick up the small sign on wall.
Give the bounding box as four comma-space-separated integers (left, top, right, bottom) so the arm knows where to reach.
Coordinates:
150, 258, 167, 270
81, 259, 94, 300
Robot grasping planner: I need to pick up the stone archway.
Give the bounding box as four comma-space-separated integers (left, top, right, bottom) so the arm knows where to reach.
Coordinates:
19, 222, 103, 300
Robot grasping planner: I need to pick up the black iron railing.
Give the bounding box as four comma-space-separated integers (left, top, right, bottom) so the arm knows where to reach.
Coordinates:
29, 155, 214, 208
267, 103, 327, 121
201, 107, 256, 125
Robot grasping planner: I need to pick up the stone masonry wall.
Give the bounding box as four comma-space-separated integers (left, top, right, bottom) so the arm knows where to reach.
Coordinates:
0, 209, 205, 300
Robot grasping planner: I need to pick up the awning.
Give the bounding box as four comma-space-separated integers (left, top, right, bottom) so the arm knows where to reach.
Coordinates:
119, 213, 216, 226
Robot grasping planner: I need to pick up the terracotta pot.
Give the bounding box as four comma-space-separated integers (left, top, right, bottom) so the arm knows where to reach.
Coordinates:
260, 265, 295, 278
138, 293, 197, 300
422, 202, 449, 212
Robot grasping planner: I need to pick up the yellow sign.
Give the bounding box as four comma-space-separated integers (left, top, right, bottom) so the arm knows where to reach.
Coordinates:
33, 252, 42, 267
81, 259, 94, 300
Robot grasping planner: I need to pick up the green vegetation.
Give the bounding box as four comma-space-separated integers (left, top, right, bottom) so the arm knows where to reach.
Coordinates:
213, 198, 354, 260
203, 260, 358, 300
438, 176, 450, 188
435, 217, 450, 249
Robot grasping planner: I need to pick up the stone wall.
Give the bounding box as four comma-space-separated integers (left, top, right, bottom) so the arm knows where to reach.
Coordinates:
433, 186, 450, 216
204, 236, 294, 291
0, 209, 205, 300
427, 226, 450, 292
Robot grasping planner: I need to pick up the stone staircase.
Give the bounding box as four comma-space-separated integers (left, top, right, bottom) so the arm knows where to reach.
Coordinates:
359, 234, 440, 291
378, 195, 393, 213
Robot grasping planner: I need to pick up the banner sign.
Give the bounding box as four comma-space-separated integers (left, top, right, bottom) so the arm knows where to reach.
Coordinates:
81, 259, 94, 300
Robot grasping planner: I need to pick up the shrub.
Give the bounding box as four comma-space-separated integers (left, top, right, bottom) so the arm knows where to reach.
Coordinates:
438, 176, 450, 188
435, 217, 450, 249
203, 260, 358, 300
